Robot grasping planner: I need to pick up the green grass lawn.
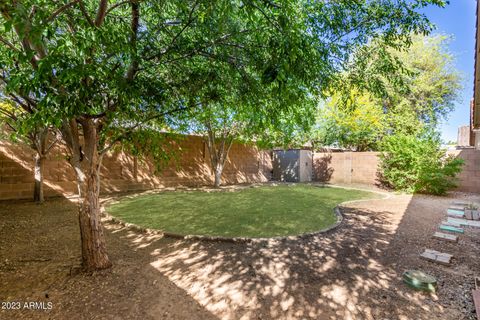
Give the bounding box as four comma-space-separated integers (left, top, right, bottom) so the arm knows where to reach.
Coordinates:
106, 185, 378, 238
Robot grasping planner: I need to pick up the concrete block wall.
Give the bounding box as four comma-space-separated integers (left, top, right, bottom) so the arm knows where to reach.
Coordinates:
4, 139, 479, 200
313, 152, 380, 185
0, 135, 272, 201
447, 149, 480, 193
313, 150, 480, 193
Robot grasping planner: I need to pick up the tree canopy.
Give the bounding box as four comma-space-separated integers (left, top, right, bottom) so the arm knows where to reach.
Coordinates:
314, 33, 461, 151
315, 90, 385, 151
385, 34, 462, 134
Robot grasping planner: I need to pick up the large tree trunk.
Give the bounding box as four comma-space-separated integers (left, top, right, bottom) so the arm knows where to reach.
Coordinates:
78, 120, 111, 270
33, 153, 45, 203
78, 166, 111, 270
62, 119, 111, 270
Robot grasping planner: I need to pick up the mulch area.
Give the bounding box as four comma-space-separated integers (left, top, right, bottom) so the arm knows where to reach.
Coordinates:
1, 189, 479, 319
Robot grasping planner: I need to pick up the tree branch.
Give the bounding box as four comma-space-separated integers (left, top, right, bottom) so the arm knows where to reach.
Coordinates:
0, 35, 20, 52
4, 122, 16, 133
0, 107, 17, 121
99, 105, 193, 155
222, 135, 234, 166
79, 0, 95, 27
94, 0, 109, 27
165, 0, 199, 53
205, 120, 218, 167
144, 3, 199, 61
125, 1, 140, 81
8, 93, 33, 113
45, 132, 59, 154
106, 0, 131, 15
247, 0, 279, 31
48, 0, 81, 22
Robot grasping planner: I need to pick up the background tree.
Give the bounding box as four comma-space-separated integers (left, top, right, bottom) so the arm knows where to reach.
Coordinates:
175, 60, 257, 188
315, 90, 385, 151
314, 33, 462, 150
178, 54, 317, 187
385, 34, 462, 134
0, 0, 446, 270
0, 100, 58, 203
189, 102, 247, 188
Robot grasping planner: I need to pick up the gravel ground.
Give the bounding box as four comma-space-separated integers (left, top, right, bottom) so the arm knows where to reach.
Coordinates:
1, 188, 479, 320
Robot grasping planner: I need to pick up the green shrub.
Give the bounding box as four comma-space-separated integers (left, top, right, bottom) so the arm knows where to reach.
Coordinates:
379, 132, 464, 195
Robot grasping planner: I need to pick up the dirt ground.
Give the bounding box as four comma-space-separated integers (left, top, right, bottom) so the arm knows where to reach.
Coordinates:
1, 188, 480, 320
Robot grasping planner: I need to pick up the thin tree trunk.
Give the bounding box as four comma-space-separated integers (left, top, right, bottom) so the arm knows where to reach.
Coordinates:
204, 125, 234, 188
32, 128, 52, 204
213, 163, 223, 188
61, 119, 111, 270
33, 153, 45, 203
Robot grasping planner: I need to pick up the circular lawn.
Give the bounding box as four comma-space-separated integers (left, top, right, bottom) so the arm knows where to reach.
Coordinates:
106, 184, 377, 238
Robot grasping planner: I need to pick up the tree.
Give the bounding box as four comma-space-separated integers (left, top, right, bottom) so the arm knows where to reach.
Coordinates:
386, 34, 462, 134
0, 0, 446, 270
315, 90, 385, 151
314, 33, 462, 149
173, 58, 257, 188
178, 55, 317, 187
0, 100, 58, 203
348, 33, 462, 134
1, 0, 168, 270
192, 103, 245, 188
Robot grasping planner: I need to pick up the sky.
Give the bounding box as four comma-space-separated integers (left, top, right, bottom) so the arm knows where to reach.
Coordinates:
422, 0, 477, 142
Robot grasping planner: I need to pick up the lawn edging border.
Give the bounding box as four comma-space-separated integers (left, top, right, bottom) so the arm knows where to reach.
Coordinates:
101, 183, 391, 243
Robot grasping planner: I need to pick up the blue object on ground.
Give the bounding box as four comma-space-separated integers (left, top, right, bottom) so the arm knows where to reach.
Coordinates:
439, 225, 464, 234
447, 209, 464, 216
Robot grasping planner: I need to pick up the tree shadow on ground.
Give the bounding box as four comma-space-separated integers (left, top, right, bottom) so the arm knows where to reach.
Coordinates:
142, 208, 411, 319
133, 193, 477, 320
0, 198, 219, 320
2, 190, 479, 319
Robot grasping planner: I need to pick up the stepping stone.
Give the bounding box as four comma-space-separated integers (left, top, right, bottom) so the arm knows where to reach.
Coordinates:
447, 208, 464, 217
441, 220, 461, 227
451, 201, 469, 207
433, 232, 458, 242
447, 217, 480, 228
420, 249, 453, 265
447, 212, 464, 219
440, 225, 464, 234
447, 212, 464, 218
